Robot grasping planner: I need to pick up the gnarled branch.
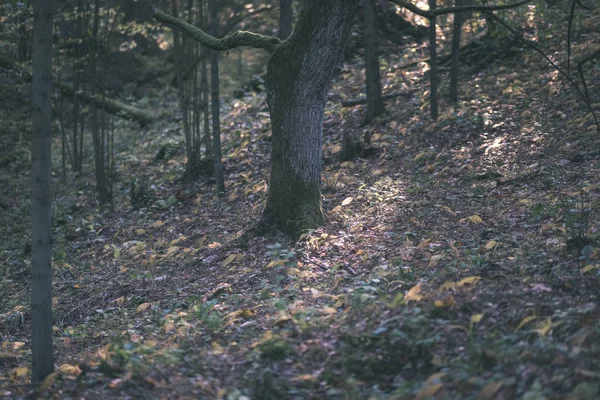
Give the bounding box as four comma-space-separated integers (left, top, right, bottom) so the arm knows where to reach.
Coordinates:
388, 0, 533, 19
152, 6, 281, 54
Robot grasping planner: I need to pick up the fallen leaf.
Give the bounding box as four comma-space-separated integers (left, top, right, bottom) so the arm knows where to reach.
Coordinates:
457, 276, 481, 290
136, 302, 151, 313
434, 295, 456, 308
405, 283, 423, 303
478, 381, 503, 400
428, 254, 444, 267
484, 240, 498, 250
341, 197, 353, 206
515, 315, 538, 331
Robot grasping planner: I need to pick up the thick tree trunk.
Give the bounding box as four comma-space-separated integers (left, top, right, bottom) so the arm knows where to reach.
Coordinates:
262, 0, 358, 238
31, 0, 54, 383
364, 0, 385, 123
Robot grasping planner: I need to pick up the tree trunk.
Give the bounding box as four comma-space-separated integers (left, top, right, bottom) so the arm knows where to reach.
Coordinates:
428, 0, 438, 120
31, 0, 54, 383
209, 0, 225, 194
279, 0, 293, 40
449, 0, 463, 103
262, 0, 358, 238
364, 0, 385, 124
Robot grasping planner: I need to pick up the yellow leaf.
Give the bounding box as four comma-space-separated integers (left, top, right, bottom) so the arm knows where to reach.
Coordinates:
341, 197, 354, 206
457, 276, 481, 289
535, 318, 552, 336
329, 206, 342, 215
435, 281, 456, 294
165, 246, 179, 257
434, 295, 456, 308
515, 315, 538, 331
136, 302, 151, 313
39, 372, 58, 391
12, 341, 25, 350
321, 307, 337, 315
340, 161, 354, 168
151, 220, 164, 228
389, 292, 404, 307
441, 205, 455, 215
145, 340, 157, 347
115, 297, 125, 306
58, 363, 81, 376
581, 264, 598, 273
291, 374, 317, 383
469, 215, 483, 224
428, 254, 444, 267
485, 240, 498, 250
519, 198, 533, 206
471, 313, 484, 324
266, 260, 286, 268
15, 367, 28, 377
274, 314, 293, 326
136, 229, 146, 235
211, 341, 225, 354
222, 253, 237, 267
405, 283, 423, 303
73, 284, 81, 289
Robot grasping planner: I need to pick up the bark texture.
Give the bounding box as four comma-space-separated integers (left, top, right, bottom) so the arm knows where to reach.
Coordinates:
449, 0, 464, 103
263, 0, 358, 238
364, 0, 385, 123
31, 0, 55, 383
279, 0, 293, 40
428, 0, 439, 120
209, 0, 225, 194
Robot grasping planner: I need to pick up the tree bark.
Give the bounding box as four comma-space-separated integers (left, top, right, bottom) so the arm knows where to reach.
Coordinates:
279, 0, 293, 40
209, 0, 225, 194
364, 0, 385, 123
262, 0, 358, 238
31, 0, 54, 383
449, 0, 463, 103
428, 0, 438, 120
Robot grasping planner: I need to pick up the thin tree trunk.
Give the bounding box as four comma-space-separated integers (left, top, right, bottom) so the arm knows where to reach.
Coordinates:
31, 0, 54, 383
279, 0, 293, 40
449, 0, 463, 103
262, 0, 358, 238
363, 0, 385, 123
209, 0, 225, 194
428, 0, 438, 120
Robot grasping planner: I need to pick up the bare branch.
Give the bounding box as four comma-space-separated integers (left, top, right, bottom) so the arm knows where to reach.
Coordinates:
487, 13, 599, 134
388, 0, 534, 19
152, 6, 281, 54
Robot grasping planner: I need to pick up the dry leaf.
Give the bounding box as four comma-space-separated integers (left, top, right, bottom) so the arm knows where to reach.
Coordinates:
434, 295, 457, 308
136, 302, 151, 313
405, 283, 423, 303
341, 197, 353, 206
515, 315, 538, 332
428, 254, 444, 267
478, 381, 503, 400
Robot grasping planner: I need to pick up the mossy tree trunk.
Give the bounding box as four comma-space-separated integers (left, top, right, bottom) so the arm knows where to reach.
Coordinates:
261, 0, 357, 238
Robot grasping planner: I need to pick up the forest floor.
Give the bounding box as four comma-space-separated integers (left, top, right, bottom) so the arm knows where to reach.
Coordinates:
2, 5, 600, 400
